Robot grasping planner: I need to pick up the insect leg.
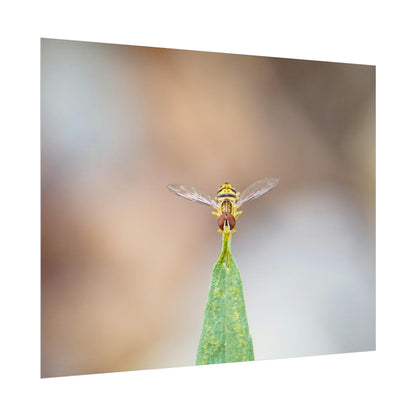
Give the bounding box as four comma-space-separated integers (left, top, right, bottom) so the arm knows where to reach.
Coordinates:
234, 210, 243, 219
211, 211, 220, 219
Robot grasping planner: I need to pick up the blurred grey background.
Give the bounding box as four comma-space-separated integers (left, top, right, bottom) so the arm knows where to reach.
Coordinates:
41, 39, 375, 378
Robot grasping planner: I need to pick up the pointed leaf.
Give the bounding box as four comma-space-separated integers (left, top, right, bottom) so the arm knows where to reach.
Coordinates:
196, 233, 254, 365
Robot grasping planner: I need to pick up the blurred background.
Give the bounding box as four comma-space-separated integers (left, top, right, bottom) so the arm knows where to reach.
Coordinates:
41, 39, 375, 378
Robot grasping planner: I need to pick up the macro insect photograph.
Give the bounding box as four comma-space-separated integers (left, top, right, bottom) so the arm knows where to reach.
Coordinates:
41, 38, 375, 378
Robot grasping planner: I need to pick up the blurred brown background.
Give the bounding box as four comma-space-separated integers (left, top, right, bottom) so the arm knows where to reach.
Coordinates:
41, 39, 375, 378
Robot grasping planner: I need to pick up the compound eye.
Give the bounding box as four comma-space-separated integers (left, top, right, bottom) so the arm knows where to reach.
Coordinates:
218, 213, 226, 230
218, 213, 236, 230
227, 214, 236, 230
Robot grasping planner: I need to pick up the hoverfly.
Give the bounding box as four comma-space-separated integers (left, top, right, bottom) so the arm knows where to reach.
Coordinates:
167, 178, 280, 234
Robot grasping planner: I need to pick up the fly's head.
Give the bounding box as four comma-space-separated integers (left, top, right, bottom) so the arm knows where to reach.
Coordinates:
218, 212, 236, 233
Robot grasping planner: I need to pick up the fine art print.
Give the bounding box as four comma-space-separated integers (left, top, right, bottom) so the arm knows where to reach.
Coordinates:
41, 38, 375, 378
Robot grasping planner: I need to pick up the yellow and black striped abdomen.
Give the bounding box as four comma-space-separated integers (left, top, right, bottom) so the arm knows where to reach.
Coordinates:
216, 182, 239, 213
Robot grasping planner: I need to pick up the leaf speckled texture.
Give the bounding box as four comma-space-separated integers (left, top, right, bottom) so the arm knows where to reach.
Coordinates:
196, 233, 254, 365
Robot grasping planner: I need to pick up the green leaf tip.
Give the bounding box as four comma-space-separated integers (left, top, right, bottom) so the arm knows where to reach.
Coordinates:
196, 233, 254, 365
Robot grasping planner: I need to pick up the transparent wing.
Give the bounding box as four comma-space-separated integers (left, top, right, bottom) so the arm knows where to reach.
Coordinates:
167, 184, 218, 208
235, 177, 280, 208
